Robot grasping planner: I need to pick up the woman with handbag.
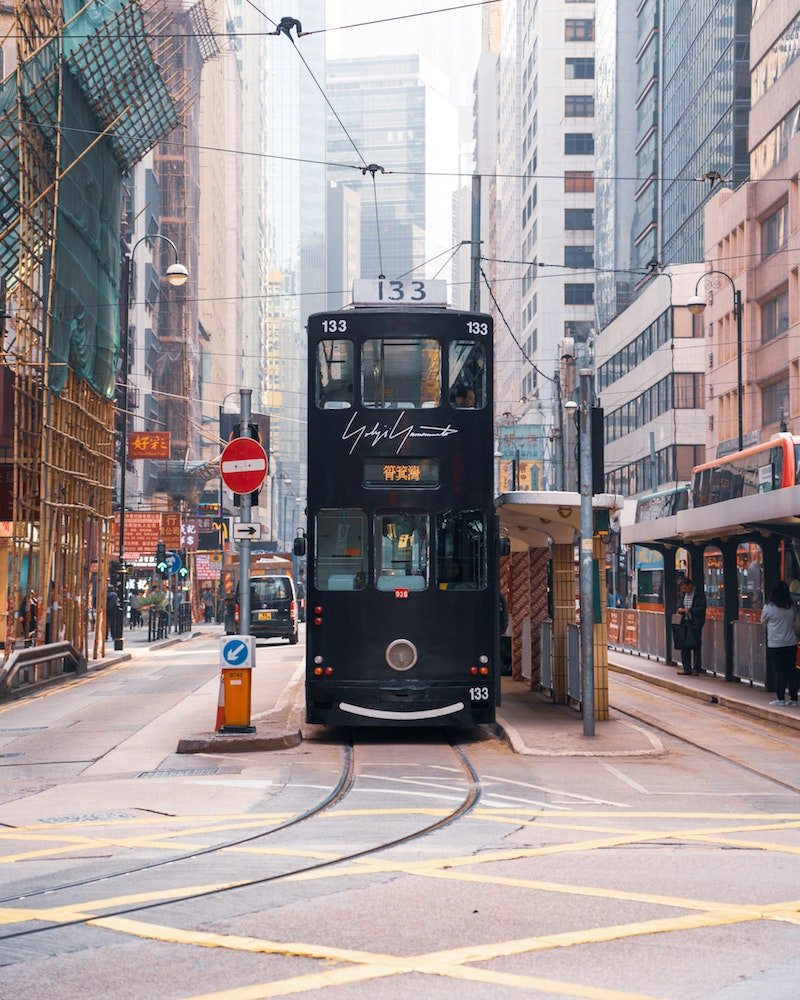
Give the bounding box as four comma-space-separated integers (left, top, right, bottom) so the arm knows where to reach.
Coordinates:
761, 582, 798, 707
676, 578, 706, 675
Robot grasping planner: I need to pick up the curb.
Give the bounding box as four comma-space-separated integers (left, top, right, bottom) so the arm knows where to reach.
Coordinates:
494, 710, 665, 758
177, 726, 302, 754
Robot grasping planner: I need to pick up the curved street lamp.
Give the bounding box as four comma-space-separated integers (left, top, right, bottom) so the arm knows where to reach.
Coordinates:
115, 234, 188, 651
687, 270, 743, 452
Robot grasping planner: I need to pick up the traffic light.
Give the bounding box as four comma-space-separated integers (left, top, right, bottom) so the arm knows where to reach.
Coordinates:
155, 540, 168, 576
574, 406, 605, 495
178, 548, 189, 580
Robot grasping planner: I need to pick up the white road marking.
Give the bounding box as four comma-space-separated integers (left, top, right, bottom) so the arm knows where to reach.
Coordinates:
483, 774, 631, 809
602, 764, 649, 794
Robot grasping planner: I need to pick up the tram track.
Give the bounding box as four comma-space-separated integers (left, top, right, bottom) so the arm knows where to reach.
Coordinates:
0, 735, 481, 944
610, 673, 800, 793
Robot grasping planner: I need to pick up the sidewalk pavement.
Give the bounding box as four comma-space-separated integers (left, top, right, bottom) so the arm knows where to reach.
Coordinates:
495, 648, 800, 757
86, 620, 215, 671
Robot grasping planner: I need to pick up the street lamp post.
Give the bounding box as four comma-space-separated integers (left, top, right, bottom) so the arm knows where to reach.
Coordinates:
282, 494, 302, 550
114, 235, 188, 651
687, 270, 743, 452
269, 472, 292, 551
275, 472, 291, 546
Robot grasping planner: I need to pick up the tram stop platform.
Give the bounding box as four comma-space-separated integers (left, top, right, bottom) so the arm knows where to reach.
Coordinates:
495, 648, 800, 757
495, 677, 666, 758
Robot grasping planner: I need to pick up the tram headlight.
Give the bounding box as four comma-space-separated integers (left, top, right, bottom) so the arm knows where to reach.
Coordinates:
479, 655, 489, 664
385, 638, 418, 671
313, 655, 323, 664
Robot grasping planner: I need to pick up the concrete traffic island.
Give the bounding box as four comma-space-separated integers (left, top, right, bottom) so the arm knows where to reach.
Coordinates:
177, 724, 301, 753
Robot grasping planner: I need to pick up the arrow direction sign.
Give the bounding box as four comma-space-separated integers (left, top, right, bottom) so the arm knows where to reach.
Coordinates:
219, 437, 268, 495
233, 521, 263, 541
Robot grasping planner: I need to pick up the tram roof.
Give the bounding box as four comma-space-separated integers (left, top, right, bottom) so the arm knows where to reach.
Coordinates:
496, 491, 624, 547
621, 484, 800, 547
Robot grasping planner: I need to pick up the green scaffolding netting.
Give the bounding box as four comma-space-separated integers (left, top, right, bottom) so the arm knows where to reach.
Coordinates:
0, 1, 180, 398
49, 69, 122, 398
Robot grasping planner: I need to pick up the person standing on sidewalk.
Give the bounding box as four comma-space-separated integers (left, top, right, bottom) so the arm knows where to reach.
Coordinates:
761, 582, 799, 707
676, 578, 706, 675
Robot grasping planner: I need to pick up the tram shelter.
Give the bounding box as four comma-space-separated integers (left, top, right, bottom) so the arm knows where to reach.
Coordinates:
620, 486, 800, 686
496, 490, 624, 721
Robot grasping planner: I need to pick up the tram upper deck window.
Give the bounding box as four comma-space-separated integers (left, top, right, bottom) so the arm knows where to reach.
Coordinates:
362, 339, 440, 409
315, 509, 367, 590
449, 341, 486, 408
375, 512, 428, 590
316, 340, 354, 409
436, 509, 487, 590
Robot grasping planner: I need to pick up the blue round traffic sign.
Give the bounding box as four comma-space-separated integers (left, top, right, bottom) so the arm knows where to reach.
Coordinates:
165, 552, 182, 575
222, 638, 250, 667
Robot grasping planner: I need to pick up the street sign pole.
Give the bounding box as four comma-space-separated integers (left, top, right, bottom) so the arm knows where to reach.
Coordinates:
238, 388, 253, 637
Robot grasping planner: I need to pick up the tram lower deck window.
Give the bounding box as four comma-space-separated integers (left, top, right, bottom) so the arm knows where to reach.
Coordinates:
375, 512, 429, 590
315, 509, 367, 590
435, 510, 487, 590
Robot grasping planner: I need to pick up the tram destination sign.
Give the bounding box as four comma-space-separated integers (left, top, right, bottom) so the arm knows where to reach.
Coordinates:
220, 437, 268, 495
363, 458, 439, 487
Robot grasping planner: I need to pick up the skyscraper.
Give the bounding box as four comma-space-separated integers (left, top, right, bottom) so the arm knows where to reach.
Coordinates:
326, 55, 459, 284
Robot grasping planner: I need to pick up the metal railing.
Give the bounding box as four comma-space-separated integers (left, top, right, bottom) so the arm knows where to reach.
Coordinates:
0, 642, 86, 701
732, 620, 767, 685
567, 622, 581, 702
540, 621, 553, 690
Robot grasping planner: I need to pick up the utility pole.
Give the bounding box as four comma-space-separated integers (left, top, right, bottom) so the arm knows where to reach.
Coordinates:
578, 368, 595, 738
470, 174, 481, 312
238, 388, 253, 634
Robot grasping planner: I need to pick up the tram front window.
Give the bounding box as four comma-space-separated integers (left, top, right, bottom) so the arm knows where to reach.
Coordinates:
315, 509, 368, 591
375, 512, 428, 591
316, 340, 354, 409
362, 339, 441, 408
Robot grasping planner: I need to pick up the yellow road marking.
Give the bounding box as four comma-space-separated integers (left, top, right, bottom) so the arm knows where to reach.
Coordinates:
0, 881, 247, 926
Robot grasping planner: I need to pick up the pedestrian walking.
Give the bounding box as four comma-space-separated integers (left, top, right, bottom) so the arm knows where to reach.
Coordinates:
761, 582, 799, 707
203, 588, 215, 623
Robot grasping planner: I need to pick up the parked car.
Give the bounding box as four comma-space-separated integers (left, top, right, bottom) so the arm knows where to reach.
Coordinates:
230, 575, 299, 644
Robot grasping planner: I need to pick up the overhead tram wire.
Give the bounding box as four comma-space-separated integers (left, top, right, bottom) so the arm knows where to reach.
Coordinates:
0, 1, 502, 41
12, 114, 800, 194
23, 119, 798, 187
243, 1, 389, 279
479, 264, 556, 385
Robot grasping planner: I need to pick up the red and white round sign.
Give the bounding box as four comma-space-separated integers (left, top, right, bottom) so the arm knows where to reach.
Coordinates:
219, 437, 268, 494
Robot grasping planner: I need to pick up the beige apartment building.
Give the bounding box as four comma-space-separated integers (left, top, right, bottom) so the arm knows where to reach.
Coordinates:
702, 0, 800, 457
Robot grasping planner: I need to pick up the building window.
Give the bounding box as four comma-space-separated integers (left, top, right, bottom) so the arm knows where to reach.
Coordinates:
565, 95, 595, 117
565, 320, 594, 341
564, 170, 594, 192
564, 283, 594, 305
762, 377, 789, 425
565, 57, 595, 79
565, 208, 594, 230
565, 18, 594, 40
565, 133, 594, 155
565, 246, 594, 268
761, 202, 787, 258
761, 288, 789, 343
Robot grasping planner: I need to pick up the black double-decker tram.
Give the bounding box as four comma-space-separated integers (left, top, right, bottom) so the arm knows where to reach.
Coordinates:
305, 278, 500, 727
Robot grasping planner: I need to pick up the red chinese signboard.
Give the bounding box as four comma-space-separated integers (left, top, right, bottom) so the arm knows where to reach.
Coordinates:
112, 512, 161, 560
162, 512, 182, 549
127, 431, 170, 459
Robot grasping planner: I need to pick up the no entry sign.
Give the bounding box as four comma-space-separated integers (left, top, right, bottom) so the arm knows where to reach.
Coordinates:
220, 437, 268, 494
